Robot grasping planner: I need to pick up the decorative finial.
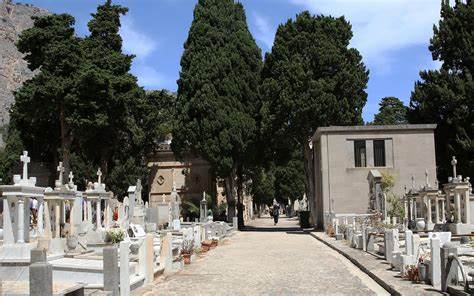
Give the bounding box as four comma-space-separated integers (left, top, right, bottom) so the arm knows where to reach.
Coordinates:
97, 168, 102, 184
20, 151, 30, 181
57, 162, 64, 185
68, 171, 74, 185
411, 175, 415, 189
425, 169, 429, 187
451, 156, 457, 179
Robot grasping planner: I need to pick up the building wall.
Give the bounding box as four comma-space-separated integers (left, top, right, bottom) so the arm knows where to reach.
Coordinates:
313, 126, 437, 228
147, 149, 214, 207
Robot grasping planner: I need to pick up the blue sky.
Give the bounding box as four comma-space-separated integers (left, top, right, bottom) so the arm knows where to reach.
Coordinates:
21, 0, 442, 122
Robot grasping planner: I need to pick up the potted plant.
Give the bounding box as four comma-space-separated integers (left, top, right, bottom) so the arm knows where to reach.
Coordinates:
405, 265, 420, 282
181, 239, 194, 265
105, 228, 125, 245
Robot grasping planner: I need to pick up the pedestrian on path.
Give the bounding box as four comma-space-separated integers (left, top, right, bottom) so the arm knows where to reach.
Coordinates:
272, 199, 280, 225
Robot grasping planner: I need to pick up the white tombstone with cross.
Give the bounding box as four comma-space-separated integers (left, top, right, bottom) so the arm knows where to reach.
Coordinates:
0, 151, 45, 261
84, 168, 113, 243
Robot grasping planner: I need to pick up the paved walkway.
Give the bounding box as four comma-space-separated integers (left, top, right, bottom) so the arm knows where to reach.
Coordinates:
137, 217, 388, 296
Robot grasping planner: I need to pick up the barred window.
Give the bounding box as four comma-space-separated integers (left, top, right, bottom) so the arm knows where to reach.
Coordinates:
373, 140, 386, 167
354, 140, 366, 167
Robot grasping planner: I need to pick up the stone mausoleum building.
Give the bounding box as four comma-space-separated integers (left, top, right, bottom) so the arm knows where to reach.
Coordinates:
311, 124, 437, 229
147, 140, 215, 207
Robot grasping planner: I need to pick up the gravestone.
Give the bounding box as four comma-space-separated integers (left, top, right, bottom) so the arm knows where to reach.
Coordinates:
103, 246, 119, 296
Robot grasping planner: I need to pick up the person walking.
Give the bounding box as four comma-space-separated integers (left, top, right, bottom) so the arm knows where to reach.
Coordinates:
272, 199, 280, 225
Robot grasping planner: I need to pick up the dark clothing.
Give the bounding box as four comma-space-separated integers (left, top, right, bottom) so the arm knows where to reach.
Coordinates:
273, 205, 280, 224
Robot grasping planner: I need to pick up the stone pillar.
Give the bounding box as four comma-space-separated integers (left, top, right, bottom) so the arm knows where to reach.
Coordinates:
454, 192, 461, 223
43, 201, 52, 238
435, 197, 440, 223
430, 237, 441, 290
29, 262, 53, 296
37, 200, 44, 235
441, 199, 446, 222
427, 197, 432, 225
405, 230, 413, 256
145, 234, 154, 283
232, 217, 238, 231
160, 232, 173, 273
103, 246, 119, 296
463, 189, 470, 224
412, 234, 420, 258
3, 198, 14, 244
87, 200, 93, 225
107, 203, 113, 228
17, 197, 25, 243
55, 203, 60, 238
96, 200, 102, 230
120, 241, 130, 296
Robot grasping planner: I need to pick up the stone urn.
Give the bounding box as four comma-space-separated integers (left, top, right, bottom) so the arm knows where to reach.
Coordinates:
415, 218, 426, 231
66, 235, 79, 250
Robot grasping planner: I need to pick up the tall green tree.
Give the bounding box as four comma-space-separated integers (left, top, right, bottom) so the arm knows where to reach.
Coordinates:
408, 0, 473, 181
172, 0, 262, 223
260, 11, 368, 226
373, 96, 408, 125
10, 1, 166, 197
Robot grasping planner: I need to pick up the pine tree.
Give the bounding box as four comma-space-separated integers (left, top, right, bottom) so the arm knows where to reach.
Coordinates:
260, 11, 368, 227
373, 97, 408, 125
172, 0, 262, 223
409, 0, 474, 181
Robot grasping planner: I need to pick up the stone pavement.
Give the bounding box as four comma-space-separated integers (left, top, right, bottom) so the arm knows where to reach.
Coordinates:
135, 217, 389, 296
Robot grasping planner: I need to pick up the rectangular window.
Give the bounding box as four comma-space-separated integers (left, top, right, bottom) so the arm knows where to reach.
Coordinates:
373, 140, 386, 167
354, 140, 366, 167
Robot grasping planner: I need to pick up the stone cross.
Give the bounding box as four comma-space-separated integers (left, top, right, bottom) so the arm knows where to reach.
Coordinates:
97, 168, 102, 184
57, 162, 64, 185
20, 151, 30, 181
451, 156, 457, 179
68, 171, 74, 185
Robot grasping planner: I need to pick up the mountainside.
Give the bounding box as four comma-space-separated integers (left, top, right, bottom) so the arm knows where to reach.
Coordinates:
0, 0, 48, 142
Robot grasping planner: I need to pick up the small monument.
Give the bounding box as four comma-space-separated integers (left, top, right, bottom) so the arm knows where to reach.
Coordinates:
200, 191, 207, 222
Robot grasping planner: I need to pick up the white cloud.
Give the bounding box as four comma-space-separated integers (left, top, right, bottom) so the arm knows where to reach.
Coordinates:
289, 0, 441, 73
120, 15, 158, 59
132, 63, 168, 89
252, 11, 275, 50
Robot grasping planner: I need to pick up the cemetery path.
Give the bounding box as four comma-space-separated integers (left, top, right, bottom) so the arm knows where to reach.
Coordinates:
136, 217, 389, 296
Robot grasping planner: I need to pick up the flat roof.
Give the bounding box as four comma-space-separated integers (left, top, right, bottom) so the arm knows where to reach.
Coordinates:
312, 124, 437, 141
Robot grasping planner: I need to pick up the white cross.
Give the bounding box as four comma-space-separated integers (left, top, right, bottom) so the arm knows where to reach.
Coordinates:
57, 162, 64, 185
68, 171, 74, 185
97, 168, 102, 184
451, 156, 457, 179
20, 151, 30, 181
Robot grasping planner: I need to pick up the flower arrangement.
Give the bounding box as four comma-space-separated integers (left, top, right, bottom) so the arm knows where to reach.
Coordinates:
105, 228, 125, 244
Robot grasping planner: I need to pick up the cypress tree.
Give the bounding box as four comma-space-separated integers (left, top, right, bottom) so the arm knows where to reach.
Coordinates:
409, 0, 474, 181
172, 0, 262, 223
260, 11, 369, 227
373, 97, 408, 125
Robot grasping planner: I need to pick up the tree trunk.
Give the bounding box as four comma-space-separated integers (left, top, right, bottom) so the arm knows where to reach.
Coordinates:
59, 103, 72, 180
236, 165, 245, 229
225, 171, 236, 222
303, 142, 315, 226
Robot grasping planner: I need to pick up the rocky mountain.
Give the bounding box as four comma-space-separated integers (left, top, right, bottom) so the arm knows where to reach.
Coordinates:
0, 0, 48, 143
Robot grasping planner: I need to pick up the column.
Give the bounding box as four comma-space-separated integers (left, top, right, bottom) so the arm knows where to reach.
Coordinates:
435, 197, 440, 223
87, 200, 93, 225
3, 198, 14, 244
409, 198, 413, 221
120, 241, 130, 296
463, 189, 470, 224
17, 197, 25, 243
83, 200, 87, 223
43, 201, 52, 238
55, 202, 60, 238
441, 198, 446, 222
455, 192, 461, 223
404, 199, 408, 220
427, 196, 432, 225
96, 200, 102, 230
37, 199, 44, 235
